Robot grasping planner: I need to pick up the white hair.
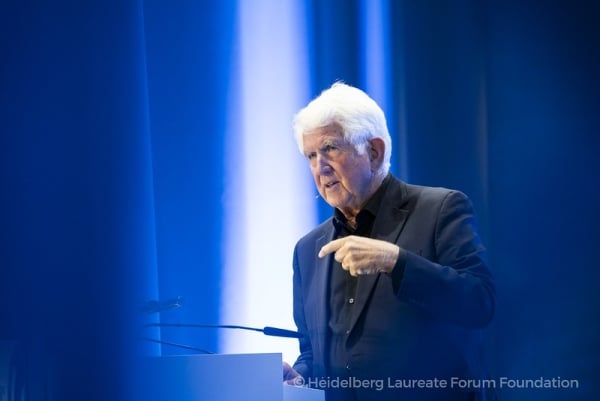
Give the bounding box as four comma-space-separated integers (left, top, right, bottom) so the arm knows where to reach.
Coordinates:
293, 82, 392, 175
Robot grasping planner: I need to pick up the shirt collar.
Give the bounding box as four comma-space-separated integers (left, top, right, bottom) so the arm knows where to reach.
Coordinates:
333, 173, 392, 231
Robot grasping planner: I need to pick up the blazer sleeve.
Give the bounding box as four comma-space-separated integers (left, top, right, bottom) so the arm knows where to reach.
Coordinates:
291, 245, 313, 379
395, 189, 495, 328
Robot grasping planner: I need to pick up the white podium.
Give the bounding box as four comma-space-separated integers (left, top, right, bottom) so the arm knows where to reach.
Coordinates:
142, 353, 323, 401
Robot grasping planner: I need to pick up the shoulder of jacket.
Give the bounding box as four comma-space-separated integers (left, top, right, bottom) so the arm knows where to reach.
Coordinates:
384, 176, 447, 202
403, 181, 461, 201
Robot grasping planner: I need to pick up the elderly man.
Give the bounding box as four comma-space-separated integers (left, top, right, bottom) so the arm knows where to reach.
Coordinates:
283, 83, 495, 401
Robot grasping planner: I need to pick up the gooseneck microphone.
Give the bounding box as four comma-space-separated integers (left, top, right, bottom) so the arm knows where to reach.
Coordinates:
262, 326, 303, 338
144, 323, 303, 339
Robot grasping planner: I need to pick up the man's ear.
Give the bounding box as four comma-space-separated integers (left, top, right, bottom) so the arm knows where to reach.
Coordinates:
368, 137, 385, 169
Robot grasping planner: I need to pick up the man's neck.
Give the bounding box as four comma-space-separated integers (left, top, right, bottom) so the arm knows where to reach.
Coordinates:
338, 173, 387, 224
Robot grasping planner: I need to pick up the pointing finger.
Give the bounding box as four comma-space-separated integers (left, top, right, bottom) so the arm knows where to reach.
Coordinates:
318, 237, 346, 258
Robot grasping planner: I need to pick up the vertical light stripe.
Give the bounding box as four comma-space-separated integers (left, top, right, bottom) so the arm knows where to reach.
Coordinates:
361, 0, 388, 108
222, 0, 316, 364
360, 0, 409, 178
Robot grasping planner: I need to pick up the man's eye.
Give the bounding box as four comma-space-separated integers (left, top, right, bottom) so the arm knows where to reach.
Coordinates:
306, 152, 316, 160
324, 145, 337, 152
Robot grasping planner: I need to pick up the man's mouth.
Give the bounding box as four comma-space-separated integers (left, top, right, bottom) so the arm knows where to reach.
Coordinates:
324, 181, 339, 189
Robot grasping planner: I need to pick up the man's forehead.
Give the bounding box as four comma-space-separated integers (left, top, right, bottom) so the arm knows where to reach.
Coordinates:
303, 125, 344, 147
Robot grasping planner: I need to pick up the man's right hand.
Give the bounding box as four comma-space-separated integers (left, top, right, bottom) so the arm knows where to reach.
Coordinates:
282, 361, 304, 386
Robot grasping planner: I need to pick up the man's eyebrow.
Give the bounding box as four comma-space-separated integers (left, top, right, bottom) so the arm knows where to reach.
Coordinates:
303, 137, 344, 156
319, 138, 341, 147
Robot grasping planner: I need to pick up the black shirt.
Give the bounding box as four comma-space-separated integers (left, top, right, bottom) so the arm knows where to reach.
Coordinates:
327, 174, 392, 377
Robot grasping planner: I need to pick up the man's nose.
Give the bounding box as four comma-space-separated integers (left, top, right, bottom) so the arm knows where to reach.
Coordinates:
316, 155, 333, 174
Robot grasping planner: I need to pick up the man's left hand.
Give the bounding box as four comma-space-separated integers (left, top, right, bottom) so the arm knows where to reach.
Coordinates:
318, 236, 400, 276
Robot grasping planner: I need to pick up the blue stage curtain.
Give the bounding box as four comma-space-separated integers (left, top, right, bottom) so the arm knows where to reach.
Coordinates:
1, 1, 158, 400
141, 0, 236, 356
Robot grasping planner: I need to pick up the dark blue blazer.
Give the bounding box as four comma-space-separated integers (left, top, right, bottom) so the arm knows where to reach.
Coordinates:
292, 176, 495, 400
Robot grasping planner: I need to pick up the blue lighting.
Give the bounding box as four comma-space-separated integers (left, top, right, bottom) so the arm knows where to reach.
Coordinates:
221, 0, 317, 363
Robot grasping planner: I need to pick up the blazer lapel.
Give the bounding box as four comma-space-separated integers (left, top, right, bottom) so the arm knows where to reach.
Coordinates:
347, 178, 410, 334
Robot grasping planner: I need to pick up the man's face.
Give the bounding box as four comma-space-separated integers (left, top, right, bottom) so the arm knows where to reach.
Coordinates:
302, 124, 374, 218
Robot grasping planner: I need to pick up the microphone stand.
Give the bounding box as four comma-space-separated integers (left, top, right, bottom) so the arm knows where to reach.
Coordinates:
143, 336, 214, 354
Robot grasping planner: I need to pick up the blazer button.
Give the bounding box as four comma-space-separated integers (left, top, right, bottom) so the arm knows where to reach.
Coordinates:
345, 330, 351, 335
346, 364, 351, 370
